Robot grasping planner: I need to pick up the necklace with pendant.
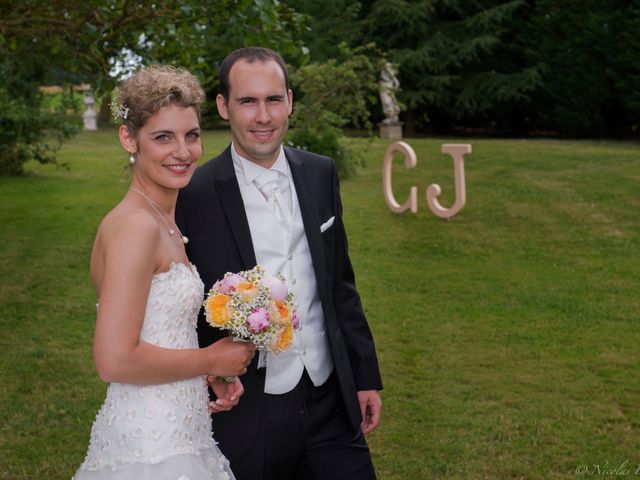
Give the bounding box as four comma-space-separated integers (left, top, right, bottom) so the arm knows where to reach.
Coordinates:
129, 187, 189, 244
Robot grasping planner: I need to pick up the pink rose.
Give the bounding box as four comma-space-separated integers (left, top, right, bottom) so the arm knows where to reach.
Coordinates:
215, 273, 245, 294
246, 308, 270, 333
261, 276, 288, 301
225, 273, 245, 288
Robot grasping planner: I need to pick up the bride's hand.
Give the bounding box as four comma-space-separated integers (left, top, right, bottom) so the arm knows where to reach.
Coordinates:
207, 376, 245, 413
206, 336, 256, 377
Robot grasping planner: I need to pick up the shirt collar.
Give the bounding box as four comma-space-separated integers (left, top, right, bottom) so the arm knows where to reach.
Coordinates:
231, 143, 289, 185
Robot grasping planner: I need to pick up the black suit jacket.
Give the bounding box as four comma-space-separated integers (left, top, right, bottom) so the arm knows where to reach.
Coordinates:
175, 145, 382, 462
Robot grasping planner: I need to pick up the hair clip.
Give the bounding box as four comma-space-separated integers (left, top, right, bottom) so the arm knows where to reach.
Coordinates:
110, 102, 129, 123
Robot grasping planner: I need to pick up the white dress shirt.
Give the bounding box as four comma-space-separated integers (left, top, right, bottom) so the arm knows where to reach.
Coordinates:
231, 144, 334, 394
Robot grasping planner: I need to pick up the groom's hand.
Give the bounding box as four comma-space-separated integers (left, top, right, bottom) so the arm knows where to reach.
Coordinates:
208, 376, 245, 414
357, 390, 382, 434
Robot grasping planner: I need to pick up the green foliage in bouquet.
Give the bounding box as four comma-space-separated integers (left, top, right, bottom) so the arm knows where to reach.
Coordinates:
287, 43, 381, 178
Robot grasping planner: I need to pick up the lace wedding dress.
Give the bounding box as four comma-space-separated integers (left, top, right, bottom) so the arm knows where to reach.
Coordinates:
73, 263, 235, 480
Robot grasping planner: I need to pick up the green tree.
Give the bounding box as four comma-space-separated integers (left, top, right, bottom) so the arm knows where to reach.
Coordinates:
0, 0, 306, 175
360, 0, 539, 134
0, 0, 191, 174
283, 0, 362, 61
519, 0, 640, 136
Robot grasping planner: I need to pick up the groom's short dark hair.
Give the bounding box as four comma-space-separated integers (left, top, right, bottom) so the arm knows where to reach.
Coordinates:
219, 47, 289, 102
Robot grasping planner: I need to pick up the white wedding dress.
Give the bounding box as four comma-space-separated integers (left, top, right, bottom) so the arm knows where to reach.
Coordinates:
73, 262, 235, 480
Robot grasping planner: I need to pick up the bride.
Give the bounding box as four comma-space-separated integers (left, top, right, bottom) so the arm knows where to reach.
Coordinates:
73, 66, 255, 480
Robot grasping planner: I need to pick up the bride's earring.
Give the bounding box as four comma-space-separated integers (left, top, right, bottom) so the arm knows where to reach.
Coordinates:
128, 154, 136, 166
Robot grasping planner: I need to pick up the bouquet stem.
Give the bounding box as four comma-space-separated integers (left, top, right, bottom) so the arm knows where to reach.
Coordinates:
217, 376, 237, 384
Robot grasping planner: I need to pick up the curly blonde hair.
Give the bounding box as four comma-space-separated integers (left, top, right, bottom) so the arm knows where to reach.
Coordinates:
113, 65, 206, 134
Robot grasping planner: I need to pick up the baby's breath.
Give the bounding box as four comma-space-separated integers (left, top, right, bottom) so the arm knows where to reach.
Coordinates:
110, 101, 129, 123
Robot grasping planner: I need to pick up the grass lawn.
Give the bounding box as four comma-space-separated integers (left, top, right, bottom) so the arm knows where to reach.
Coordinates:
1, 130, 638, 479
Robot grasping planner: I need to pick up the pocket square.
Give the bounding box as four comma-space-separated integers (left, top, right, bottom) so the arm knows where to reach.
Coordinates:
320, 216, 335, 233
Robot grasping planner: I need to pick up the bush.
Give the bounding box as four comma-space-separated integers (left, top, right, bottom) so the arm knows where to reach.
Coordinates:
287, 118, 359, 179
0, 84, 80, 175
288, 43, 379, 178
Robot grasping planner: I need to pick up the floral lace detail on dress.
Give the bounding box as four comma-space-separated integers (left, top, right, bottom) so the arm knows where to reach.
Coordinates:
73, 263, 234, 480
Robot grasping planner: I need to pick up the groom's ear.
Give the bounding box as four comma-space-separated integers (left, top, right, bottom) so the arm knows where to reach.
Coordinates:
216, 94, 229, 121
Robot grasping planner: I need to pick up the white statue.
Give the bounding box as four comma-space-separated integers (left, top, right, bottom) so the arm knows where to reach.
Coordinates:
379, 62, 400, 124
82, 92, 97, 131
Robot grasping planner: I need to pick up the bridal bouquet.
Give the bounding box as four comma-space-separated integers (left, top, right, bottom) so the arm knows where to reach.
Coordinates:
203, 265, 299, 355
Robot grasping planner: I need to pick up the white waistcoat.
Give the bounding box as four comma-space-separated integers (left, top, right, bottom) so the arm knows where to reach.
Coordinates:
232, 149, 334, 394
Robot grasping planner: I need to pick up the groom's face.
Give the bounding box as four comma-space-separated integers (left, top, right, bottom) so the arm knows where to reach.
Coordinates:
216, 59, 293, 168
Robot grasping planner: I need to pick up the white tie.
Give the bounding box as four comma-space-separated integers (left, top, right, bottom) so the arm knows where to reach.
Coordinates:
254, 169, 290, 232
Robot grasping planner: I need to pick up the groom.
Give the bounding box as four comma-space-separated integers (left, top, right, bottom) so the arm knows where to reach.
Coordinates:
176, 47, 383, 479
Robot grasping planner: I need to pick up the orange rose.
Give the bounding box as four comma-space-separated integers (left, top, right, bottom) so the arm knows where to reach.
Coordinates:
273, 323, 293, 352
236, 281, 258, 301
276, 301, 291, 324
268, 300, 285, 325
206, 293, 231, 327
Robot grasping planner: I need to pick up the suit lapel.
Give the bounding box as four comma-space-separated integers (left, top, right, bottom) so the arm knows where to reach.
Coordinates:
214, 147, 257, 270
213, 146, 327, 297
286, 148, 328, 302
